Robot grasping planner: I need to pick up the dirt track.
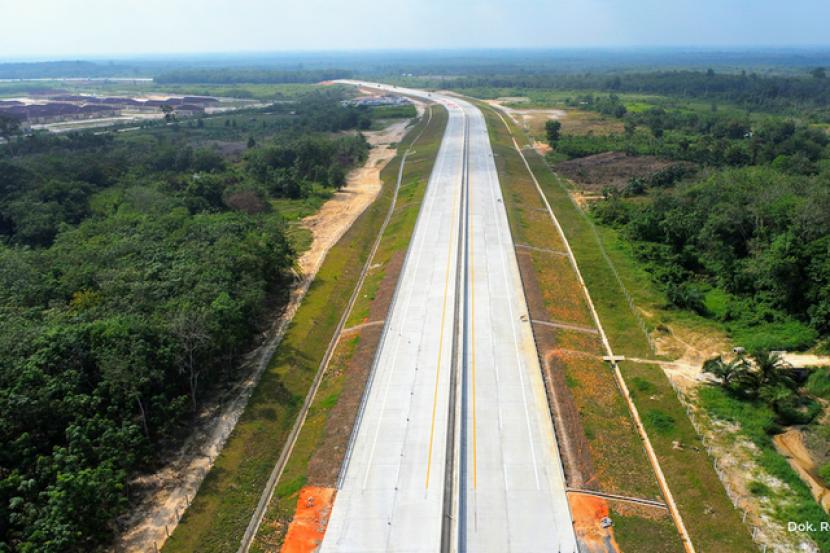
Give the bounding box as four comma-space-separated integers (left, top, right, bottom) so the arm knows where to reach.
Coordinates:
299, 105, 423, 277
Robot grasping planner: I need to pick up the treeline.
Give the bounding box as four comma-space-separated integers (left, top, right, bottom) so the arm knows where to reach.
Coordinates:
553, 97, 829, 174
0, 60, 143, 79
441, 70, 830, 113
593, 167, 830, 349
154, 68, 353, 84
0, 92, 377, 551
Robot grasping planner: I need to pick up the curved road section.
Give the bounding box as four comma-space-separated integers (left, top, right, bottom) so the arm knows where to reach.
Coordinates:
321, 83, 577, 553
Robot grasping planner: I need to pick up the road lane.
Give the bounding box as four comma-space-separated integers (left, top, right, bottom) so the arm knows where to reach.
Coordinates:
322, 83, 577, 552
320, 95, 466, 553
460, 101, 577, 552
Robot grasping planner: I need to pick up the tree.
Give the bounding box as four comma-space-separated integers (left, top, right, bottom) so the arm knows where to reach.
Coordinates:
0, 114, 21, 153
545, 119, 562, 146
811, 67, 827, 79
624, 119, 637, 139
160, 104, 176, 122
752, 349, 796, 390
703, 355, 752, 392
171, 309, 210, 408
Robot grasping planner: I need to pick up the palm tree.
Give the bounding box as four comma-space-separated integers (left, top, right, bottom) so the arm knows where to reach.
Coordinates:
752, 349, 796, 389
703, 355, 751, 390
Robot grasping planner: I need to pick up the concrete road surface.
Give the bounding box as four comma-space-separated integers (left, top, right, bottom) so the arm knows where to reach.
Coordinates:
320, 83, 577, 553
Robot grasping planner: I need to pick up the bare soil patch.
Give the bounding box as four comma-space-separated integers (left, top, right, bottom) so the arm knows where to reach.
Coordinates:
555, 152, 687, 193
279, 486, 335, 553
773, 428, 830, 513
298, 106, 423, 278
568, 492, 621, 553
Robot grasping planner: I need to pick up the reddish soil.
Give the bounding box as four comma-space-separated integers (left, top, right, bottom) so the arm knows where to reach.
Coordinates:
537, 327, 597, 489
555, 152, 692, 192
280, 486, 336, 553
568, 492, 621, 553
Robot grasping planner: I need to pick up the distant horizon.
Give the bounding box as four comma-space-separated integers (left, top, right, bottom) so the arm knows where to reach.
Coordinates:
3, 0, 830, 59
3, 45, 830, 64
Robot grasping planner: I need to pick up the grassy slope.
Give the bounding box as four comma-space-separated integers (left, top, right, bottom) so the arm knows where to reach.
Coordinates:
476, 101, 757, 552
251, 105, 448, 551
163, 107, 441, 553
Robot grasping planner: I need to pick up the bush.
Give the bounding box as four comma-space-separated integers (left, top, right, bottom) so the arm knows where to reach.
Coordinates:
748, 480, 772, 496
805, 368, 830, 400
666, 282, 707, 315
773, 394, 822, 425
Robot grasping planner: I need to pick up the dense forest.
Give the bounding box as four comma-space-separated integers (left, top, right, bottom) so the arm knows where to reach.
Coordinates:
594, 167, 830, 349
558, 93, 830, 351
0, 91, 380, 551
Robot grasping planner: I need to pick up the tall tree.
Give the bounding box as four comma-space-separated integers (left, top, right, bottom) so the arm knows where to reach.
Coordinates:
545, 119, 562, 146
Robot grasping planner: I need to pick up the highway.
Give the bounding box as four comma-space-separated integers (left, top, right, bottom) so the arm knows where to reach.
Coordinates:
321, 83, 577, 552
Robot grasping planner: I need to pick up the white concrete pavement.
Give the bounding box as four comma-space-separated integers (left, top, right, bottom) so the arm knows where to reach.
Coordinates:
321, 82, 576, 552
459, 100, 576, 552
320, 90, 466, 553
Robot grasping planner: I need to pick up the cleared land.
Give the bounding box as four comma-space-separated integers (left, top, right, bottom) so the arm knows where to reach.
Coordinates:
554, 152, 693, 193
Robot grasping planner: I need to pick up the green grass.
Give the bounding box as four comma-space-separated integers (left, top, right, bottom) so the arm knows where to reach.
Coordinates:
161, 105, 446, 553
249, 105, 449, 552
612, 506, 685, 553
0, 80, 325, 100
474, 98, 757, 552
271, 189, 333, 254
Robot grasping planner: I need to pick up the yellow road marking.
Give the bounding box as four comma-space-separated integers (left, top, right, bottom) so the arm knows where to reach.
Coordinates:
424, 130, 462, 489
469, 129, 478, 490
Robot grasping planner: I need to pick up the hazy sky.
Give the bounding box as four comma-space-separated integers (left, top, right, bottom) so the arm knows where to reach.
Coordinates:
1, 0, 829, 59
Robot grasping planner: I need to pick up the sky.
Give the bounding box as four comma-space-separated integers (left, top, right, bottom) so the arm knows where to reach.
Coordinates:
1, 0, 829, 59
